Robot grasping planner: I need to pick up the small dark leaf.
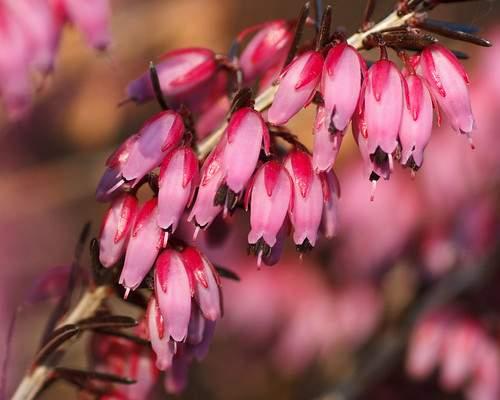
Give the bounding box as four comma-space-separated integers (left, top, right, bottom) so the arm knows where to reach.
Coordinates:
34, 324, 80, 366
417, 19, 491, 47
283, 2, 311, 69
316, 5, 332, 50
362, 0, 377, 28
423, 18, 479, 34
149, 61, 169, 110
55, 367, 136, 389
77, 315, 138, 331
214, 265, 241, 281
90, 238, 118, 286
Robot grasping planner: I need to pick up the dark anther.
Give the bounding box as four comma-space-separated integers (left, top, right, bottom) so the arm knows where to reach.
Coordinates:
149, 61, 169, 110
362, 0, 377, 31
369, 171, 380, 182
214, 183, 228, 207
147, 172, 159, 195
229, 87, 254, 115
283, 2, 311, 70
371, 146, 389, 166
226, 189, 239, 213
296, 238, 313, 253
405, 155, 420, 172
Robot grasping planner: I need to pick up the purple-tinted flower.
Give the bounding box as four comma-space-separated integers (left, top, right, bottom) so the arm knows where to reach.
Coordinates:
188, 139, 226, 236
238, 20, 293, 83
267, 50, 324, 125
419, 44, 475, 140
145, 295, 177, 371
158, 146, 199, 241
312, 106, 343, 172
245, 161, 292, 263
126, 48, 217, 104
320, 170, 340, 239
284, 151, 324, 250
96, 134, 139, 202
362, 58, 404, 157
224, 107, 270, 194
99, 193, 137, 268
399, 73, 434, 170
321, 42, 365, 132
180, 246, 222, 321
163, 350, 190, 394
119, 198, 164, 295
59, 0, 111, 50
155, 250, 192, 342
121, 111, 184, 187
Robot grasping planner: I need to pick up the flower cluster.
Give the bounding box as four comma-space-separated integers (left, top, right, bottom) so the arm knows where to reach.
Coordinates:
407, 309, 500, 400
0, 0, 110, 120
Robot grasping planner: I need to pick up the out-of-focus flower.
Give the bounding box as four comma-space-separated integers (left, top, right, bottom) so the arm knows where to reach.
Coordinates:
267, 50, 323, 125
99, 194, 138, 268
312, 106, 343, 172
321, 169, 340, 239
419, 44, 475, 139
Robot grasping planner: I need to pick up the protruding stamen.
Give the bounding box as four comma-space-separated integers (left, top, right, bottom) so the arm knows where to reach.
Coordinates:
124, 287, 131, 299
193, 226, 201, 240
106, 178, 125, 195
257, 250, 263, 267
388, 153, 394, 171
370, 179, 378, 202
163, 232, 169, 248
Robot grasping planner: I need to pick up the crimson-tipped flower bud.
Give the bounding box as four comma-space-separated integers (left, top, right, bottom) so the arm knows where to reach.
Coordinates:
155, 250, 192, 342
224, 107, 270, 193
181, 247, 222, 321
126, 48, 217, 104
188, 139, 226, 234
312, 106, 343, 172
119, 198, 164, 294
419, 44, 475, 138
245, 161, 292, 260
121, 111, 184, 187
145, 296, 177, 371
158, 147, 199, 241
399, 74, 434, 169
99, 193, 138, 267
267, 50, 323, 125
61, 0, 111, 50
239, 20, 293, 83
363, 59, 404, 156
285, 151, 324, 250
321, 42, 365, 132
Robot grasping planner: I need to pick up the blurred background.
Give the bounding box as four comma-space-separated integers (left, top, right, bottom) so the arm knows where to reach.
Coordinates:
1, 0, 500, 399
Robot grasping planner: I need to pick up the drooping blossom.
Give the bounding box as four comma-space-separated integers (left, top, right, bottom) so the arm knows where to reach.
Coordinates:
238, 20, 293, 83
419, 44, 475, 140
99, 193, 138, 268
126, 48, 218, 104
245, 161, 292, 264
321, 42, 365, 132
284, 150, 324, 250
158, 146, 199, 242
312, 106, 343, 172
119, 198, 164, 295
223, 107, 270, 194
267, 50, 324, 125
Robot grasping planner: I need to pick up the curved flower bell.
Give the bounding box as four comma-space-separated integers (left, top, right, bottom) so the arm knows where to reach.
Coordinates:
158, 147, 199, 243
312, 106, 343, 172
399, 73, 434, 171
99, 193, 138, 268
284, 150, 324, 251
267, 50, 324, 125
126, 48, 217, 104
121, 110, 184, 187
238, 20, 293, 83
223, 107, 270, 194
119, 198, 164, 295
245, 161, 292, 265
321, 42, 365, 132
419, 44, 475, 141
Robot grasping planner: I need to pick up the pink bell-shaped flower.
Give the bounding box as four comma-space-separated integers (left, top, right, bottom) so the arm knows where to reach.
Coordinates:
321, 42, 365, 132
155, 250, 192, 342
180, 246, 222, 321
245, 161, 292, 263
419, 44, 475, 139
223, 107, 270, 194
238, 20, 293, 83
60, 0, 111, 50
284, 151, 324, 250
119, 198, 164, 295
99, 193, 138, 267
187, 138, 226, 236
267, 50, 324, 125
312, 106, 343, 172
121, 111, 184, 187
321, 170, 340, 239
399, 73, 434, 170
145, 296, 177, 371
362, 58, 404, 156
126, 48, 217, 104
158, 146, 199, 241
